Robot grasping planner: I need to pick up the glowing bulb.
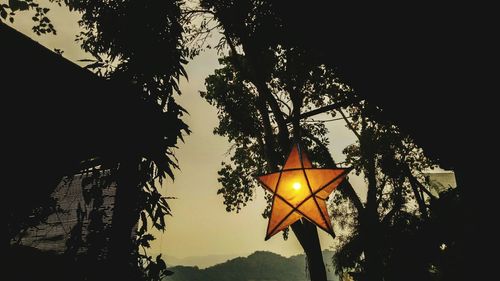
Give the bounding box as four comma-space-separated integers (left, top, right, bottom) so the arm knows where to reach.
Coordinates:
292, 182, 301, 191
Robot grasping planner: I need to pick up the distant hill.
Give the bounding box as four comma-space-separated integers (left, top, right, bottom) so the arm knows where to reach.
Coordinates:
165, 250, 338, 281
166, 254, 245, 269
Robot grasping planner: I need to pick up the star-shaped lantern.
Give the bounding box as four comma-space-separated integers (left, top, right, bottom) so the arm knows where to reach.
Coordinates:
257, 144, 350, 240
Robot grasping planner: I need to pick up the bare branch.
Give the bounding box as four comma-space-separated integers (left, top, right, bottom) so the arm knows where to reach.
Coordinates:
302, 129, 364, 213
339, 109, 362, 141
285, 98, 362, 123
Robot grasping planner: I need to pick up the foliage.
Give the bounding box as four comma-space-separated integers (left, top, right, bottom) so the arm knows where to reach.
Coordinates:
333, 188, 463, 281
202, 50, 351, 215
8, 195, 60, 244
195, 2, 454, 280
195, 2, 359, 280
7, 0, 189, 280
139, 254, 174, 281
60, 1, 189, 279
329, 103, 447, 280
0, 0, 56, 34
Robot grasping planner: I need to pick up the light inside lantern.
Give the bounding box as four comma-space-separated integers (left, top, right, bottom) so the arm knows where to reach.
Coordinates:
292, 182, 301, 191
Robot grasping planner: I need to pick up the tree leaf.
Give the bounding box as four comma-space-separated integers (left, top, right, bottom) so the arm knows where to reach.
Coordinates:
9, 0, 29, 12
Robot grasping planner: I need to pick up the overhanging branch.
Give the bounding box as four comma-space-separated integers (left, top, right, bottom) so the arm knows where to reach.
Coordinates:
286, 97, 362, 123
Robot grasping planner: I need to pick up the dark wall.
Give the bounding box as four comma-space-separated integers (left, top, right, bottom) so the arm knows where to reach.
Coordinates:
2, 23, 158, 243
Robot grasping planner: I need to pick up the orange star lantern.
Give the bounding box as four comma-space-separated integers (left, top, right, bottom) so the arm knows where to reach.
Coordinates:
257, 144, 350, 240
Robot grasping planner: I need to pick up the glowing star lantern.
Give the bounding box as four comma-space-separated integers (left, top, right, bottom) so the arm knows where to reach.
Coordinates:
257, 144, 350, 240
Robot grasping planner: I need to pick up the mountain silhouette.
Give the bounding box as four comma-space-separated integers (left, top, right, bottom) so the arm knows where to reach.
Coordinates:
166, 250, 338, 281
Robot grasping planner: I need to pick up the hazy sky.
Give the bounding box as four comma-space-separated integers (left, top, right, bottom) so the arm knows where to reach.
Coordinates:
5, 0, 365, 262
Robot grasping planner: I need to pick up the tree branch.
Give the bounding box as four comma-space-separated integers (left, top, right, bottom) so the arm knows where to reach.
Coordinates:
412, 174, 436, 199
286, 98, 362, 123
338, 181, 365, 214
183, 9, 216, 16
302, 130, 335, 166
258, 74, 290, 149
381, 178, 403, 225
339, 109, 362, 141
276, 95, 292, 116
404, 166, 430, 218
224, 34, 278, 170
375, 175, 389, 207
409, 176, 429, 218
224, 31, 290, 152
381, 207, 397, 225
302, 129, 364, 213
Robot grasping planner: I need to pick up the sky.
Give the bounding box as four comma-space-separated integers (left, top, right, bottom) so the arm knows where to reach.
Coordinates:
4, 0, 367, 266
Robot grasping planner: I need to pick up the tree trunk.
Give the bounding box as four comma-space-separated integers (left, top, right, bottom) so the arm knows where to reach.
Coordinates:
361, 132, 384, 281
292, 220, 328, 281
362, 213, 384, 281
362, 209, 384, 280
108, 158, 142, 279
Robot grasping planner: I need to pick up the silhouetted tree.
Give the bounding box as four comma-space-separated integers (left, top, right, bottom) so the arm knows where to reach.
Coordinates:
188, 1, 371, 281
200, 40, 360, 281
5, 0, 189, 280
203, 49, 454, 280
61, 0, 190, 279
331, 102, 442, 281
192, 2, 459, 280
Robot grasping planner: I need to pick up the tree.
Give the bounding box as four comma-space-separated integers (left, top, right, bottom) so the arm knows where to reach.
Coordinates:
194, 2, 453, 280
203, 50, 451, 280
62, 0, 190, 279
201, 40, 360, 281
193, 0, 464, 280
334, 102, 442, 280
5, 0, 190, 280
329, 102, 465, 281
189, 2, 369, 281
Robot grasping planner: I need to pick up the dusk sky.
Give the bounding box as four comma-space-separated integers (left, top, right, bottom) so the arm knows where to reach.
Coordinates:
5, 0, 370, 265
